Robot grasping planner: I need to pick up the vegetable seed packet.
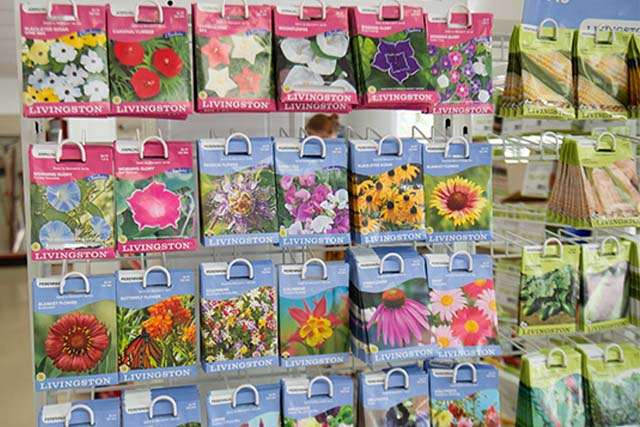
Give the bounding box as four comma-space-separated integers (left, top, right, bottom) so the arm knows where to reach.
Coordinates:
282, 376, 354, 427
629, 35, 640, 119
39, 398, 120, 427
629, 237, 640, 326
207, 384, 280, 427
122, 385, 201, 427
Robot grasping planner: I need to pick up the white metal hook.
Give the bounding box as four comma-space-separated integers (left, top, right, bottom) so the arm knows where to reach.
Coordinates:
377, 0, 404, 21
447, 4, 472, 28
56, 139, 87, 163
599, 236, 621, 256
307, 376, 334, 399
379, 253, 405, 275
542, 238, 563, 259
232, 384, 260, 408
148, 395, 178, 419
538, 18, 559, 41
47, 0, 79, 21
59, 272, 91, 295
383, 368, 410, 391
595, 24, 614, 45
143, 266, 172, 289
225, 133, 253, 156
377, 135, 403, 156
221, 0, 249, 20
139, 135, 169, 159
226, 258, 255, 280
299, 136, 327, 159
299, 0, 326, 20
64, 404, 95, 427
596, 131, 617, 152
603, 343, 625, 363
301, 258, 328, 280
546, 347, 568, 369
452, 363, 477, 384
444, 136, 470, 159
448, 251, 473, 273
135, 0, 164, 24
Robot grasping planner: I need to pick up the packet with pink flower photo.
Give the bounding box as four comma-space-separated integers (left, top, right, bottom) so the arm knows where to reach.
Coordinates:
275, 136, 350, 247
114, 138, 197, 254
282, 375, 354, 427
279, 259, 349, 367
32, 272, 117, 392
424, 251, 500, 359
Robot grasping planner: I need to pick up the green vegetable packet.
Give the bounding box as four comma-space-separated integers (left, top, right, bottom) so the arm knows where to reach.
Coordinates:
629, 35, 640, 119
628, 237, 640, 327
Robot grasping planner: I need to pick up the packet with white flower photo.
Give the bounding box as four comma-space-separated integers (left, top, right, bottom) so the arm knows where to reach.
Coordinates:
20, 3, 110, 117
274, 4, 357, 113
207, 383, 280, 427
39, 398, 120, 427
122, 385, 201, 427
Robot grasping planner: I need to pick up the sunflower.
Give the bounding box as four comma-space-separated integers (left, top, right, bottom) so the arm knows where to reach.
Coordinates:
395, 164, 420, 183
429, 176, 487, 227
360, 217, 379, 234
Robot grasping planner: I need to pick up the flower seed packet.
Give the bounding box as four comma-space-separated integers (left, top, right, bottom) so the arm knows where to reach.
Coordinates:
426, 11, 494, 114
193, 4, 274, 113
279, 260, 349, 367
123, 385, 201, 427
114, 139, 197, 254
39, 398, 121, 427
199, 259, 278, 373
32, 273, 117, 392
274, 137, 350, 246
20, 3, 110, 117
207, 383, 280, 427
274, 5, 357, 113
348, 246, 435, 364
116, 268, 197, 382
29, 143, 115, 261
630, 36, 640, 119
423, 139, 492, 243
282, 376, 354, 427
107, 4, 192, 118
425, 252, 500, 358
349, 137, 426, 245
198, 136, 278, 247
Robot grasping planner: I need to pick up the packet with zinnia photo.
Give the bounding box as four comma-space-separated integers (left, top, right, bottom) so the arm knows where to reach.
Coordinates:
32, 272, 117, 392
207, 383, 280, 427
349, 136, 426, 245
114, 137, 197, 254
116, 267, 197, 382
282, 375, 354, 427
279, 259, 349, 367
39, 398, 121, 427
198, 134, 278, 247
347, 246, 435, 364
424, 251, 500, 358
20, 2, 110, 117
200, 258, 278, 373
107, 3, 192, 118
275, 136, 350, 246
122, 385, 201, 427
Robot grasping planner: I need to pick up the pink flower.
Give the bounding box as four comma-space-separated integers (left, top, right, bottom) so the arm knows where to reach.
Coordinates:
311, 184, 330, 204
434, 325, 462, 349
284, 186, 297, 205
368, 288, 430, 347
456, 83, 470, 98
295, 188, 311, 202
127, 182, 181, 231
293, 202, 316, 222
281, 176, 294, 190
450, 70, 460, 84
299, 173, 316, 187
458, 417, 473, 427
449, 51, 463, 68
476, 289, 498, 324
430, 288, 467, 322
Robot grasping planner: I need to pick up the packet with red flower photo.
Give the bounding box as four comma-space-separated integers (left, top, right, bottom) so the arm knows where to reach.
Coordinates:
193, 3, 275, 113
207, 383, 280, 427
424, 251, 500, 358
39, 398, 121, 427
116, 267, 196, 383
122, 385, 201, 427
32, 272, 117, 392
20, 2, 110, 117
279, 259, 349, 367
200, 259, 278, 373
114, 137, 197, 254
107, 3, 192, 118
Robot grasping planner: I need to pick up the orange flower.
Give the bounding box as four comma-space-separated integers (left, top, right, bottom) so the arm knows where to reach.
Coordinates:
143, 297, 193, 339
181, 325, 196, 343
142, 313, 173, 339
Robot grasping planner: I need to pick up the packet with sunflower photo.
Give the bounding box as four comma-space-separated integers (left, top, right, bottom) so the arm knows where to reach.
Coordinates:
39, 398, 121, 427
282, 375, 354, 427
29, 141, 116, 261
207, 383, 280, 427
107, 3, 192, 118
200, 258, 278, 373
122, 385, 201, 427
423, 137, 492, 243
114, 137, 197, 254
20, 3, 110, 117
279, 259, 349, 367
116, 267, 197, 382
32, 272, 117, 392
349, 136, 426, 245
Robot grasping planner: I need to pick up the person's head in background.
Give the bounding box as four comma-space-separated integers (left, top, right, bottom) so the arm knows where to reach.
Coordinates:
305, 114, 340, 139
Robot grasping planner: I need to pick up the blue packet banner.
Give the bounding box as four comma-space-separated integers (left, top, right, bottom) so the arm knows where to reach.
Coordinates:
282, 375, 354, 427
522, 0, 640, 29
39, 398, 120, 427
122, 385, 201, 427
207, 383, 280, 427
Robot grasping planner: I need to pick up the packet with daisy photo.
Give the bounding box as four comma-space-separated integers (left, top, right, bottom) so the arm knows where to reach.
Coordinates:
20, 2, 110, 117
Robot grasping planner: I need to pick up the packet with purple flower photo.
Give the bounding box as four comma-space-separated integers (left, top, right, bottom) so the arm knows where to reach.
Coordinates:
207, 383, 280, 427
122, 385, 201, 427
39, 398, 120, 427
282, 375, 354, 427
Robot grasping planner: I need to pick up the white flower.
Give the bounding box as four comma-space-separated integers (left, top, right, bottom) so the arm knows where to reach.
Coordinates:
437, 74, 450, 88
478, 89, 490, 103
316, 30, 349, 58
330, 79, 356, 94
280, 38, 313, 64
53, 80, 81, 102
43, 72, 60, 89
83, 80, 109, 101
473, 59, 488, 77
230, 34, 265, 65
81, 50, 104, 73
328, 189, 349, 210
282, 66, 324, 91
50, 41, 77, 63
286, 222, 304, 235
63, 63, 88, 87
28, 69, 47, 90
205, 67, 237, 97
310, 215, 334, 233
307, 55, 336, 76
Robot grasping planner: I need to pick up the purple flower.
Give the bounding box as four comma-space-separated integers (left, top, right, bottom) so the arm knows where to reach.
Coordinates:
280, 176, 293, 190
487, 80, 493, 95
431, 63, 440, 77
455, 83, 470, 99
371, 39, 422, 84
295, 188, 311, 202
439, 55, 452, 70
450, 70, 460, 84
299, 173, 316, 187
462, 62, 475, 79
441, 89, 454, 102
462, 41, 477, 57
331, 212, 350, 234
470, 79, 482, 94
449, 51, 463, 68
293, 202, 316, 222
284, 186, 297, 205
428, 44, 438, 56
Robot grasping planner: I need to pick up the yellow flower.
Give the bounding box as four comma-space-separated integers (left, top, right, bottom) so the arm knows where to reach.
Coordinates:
82, 32, 106, 47
23, 86, 38, 105
258, 318, 267, 328
396, 190, 425, 225
380, 195, 403, 224
429, 176, 487, 227
27, 41, 50, 65
59, 32, 83, 49
240, 345, 248, 355
359, 217, 379, 235
36, 88, 59, 103
395, 164, 420, 183
378, 168, 401, 187
433, 411, 454, 427
300, 316, 333, 348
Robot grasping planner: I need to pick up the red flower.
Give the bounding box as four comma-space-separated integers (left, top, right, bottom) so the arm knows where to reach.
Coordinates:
200, 38, 231, 67
485, 405, 500, 427
130, 69, 160, 99
463, 279, 494, 299
152, 48, 183, 78
288, 295, 342, 348
45, 312, 110, 372
114, 41, 144, 67
448, 402, 466, 420
450, 307, 494, 346
233, 66, 263, 95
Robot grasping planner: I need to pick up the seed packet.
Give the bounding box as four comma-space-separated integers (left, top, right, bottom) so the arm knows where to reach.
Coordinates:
107, 4, 191, 118
580, 237, 631, 333
122, 385, 201, 427
518, 239, 580, 336
116, 267, 197, 382
349, 137, 426, 245
426, 8, 494, 114
114, 138, 197, 254
629, 237, 640, 326
629, 36, 640, 119
20, 3, 110, 117
282, 376, 354, 427
348, 246, 435, 364
424, 252, 500, 358
274, 136, 350, 246
279, 259, 349, 367
423, 138, 492, 243
39, 398, 120, 427
429, 362, 501, 427
577, 343, 640, 427
32, 272, 117, 392
29, 142, 115, 261
192, 3, 275, 113
207, 383, 280, 427
358, 366, 430, 427
351, 6, 436, 110
500, 24, 521, 118
274, 5, 357, 113
516, 347, 586, 427
199, 259, 278, 373
197, 135, 278, 247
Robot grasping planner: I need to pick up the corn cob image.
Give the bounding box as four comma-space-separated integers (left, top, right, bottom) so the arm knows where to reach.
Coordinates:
527, 51, 573, 88
522, 72, 572, 108
577, 76, 626, 113
589, 55, 628, 92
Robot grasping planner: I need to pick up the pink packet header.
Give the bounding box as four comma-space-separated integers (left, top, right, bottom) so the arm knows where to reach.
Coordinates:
21, 4, 106, 40
114, 140, 193, 181
426, 13, 493, 47
107, 5, 188, 42
193, 4, 272, 38
275, 6, 349, 38
352, 6, 424, 38
30, 144, 113, 186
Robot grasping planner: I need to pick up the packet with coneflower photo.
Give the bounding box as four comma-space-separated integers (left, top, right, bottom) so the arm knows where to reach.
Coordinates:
32, 273, 117, 392
107, 4, 192, 118
207, 383, 280, 427
122, 385, 201, 427
116, 268, 197, 383
282, 376, 354, 427
39, 397, 121, 427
